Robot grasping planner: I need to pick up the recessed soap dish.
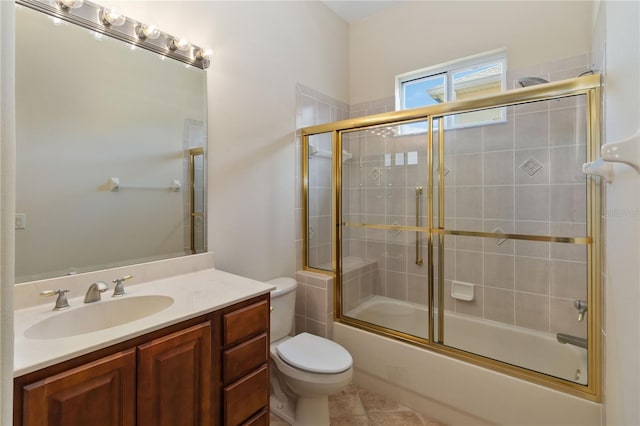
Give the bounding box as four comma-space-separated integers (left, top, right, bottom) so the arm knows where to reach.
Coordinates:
451, 281, 475, 301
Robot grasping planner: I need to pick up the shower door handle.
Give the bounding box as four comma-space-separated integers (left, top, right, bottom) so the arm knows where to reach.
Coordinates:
415, 187, 423, 266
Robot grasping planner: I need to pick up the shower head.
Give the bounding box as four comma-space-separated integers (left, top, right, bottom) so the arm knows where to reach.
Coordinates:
517, 77, 549, 87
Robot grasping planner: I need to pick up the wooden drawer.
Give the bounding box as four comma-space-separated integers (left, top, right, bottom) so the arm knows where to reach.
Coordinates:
223, 300, 268, 346
223, 333, 268, 384
223, 365, 269, 426
242, 409, 268, 426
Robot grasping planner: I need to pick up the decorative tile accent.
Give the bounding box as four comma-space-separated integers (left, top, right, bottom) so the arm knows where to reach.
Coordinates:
436, 166, 450, 176
493, 227, 507, 246
519, 157, 544, 177
391, 221, 401, 236
369, 168, 383, 186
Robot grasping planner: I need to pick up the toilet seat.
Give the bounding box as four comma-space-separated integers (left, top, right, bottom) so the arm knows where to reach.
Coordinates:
276, 332, 352, 374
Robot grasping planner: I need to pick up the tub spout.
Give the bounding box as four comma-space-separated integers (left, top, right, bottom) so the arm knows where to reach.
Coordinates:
556, 333, 588, 349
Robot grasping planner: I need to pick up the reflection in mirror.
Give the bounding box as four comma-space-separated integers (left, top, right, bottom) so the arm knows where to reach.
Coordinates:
189, 148, 206, 254
15, 4, 207, 283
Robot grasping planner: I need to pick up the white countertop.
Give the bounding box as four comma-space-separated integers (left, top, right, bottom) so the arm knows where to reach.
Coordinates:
14, 268, 274, 377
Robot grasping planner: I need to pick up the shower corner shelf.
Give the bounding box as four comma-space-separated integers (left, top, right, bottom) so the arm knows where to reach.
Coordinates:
582, 129, 640, 183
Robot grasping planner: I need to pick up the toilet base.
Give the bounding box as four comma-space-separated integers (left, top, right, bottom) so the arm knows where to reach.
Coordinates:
270, 394, 295, 425
270, 393, 331, 426
294, 395, 330, 426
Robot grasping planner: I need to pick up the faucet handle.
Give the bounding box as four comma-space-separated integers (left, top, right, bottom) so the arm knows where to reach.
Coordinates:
112, 275, 134, 297
574, 299, 588, 322
40, 289, 70, 311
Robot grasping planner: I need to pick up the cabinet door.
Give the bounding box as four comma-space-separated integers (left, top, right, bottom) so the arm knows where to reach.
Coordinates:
138, 321, 212, 426
22, 349, 136, 426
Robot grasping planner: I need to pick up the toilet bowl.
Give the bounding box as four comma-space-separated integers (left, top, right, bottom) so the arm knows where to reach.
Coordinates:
268, 277, 353, 426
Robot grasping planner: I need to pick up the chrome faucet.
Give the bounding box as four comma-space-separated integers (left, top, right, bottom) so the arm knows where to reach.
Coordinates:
575, 300, 588, 322
40, 289, 71, 310
84, 281, 109, 303
112, 275, 134, 297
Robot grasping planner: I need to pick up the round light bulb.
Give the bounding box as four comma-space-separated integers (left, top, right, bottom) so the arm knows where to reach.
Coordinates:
57, 0, 83, 9
101, 8, 125, 27
137, 24, 160, 40
169, 37, 190, 52
196, 48, 213, 61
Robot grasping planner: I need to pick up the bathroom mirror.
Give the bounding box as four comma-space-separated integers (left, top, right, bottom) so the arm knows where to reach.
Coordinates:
14, 4, 207, 283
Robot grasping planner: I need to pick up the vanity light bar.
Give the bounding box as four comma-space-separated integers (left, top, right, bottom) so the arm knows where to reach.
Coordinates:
17, 0, 211, 69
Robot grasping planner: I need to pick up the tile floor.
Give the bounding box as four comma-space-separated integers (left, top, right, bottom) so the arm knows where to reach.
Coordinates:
269, 384, 445, 426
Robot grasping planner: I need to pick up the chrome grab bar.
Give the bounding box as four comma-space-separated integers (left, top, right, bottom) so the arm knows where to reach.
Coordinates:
415, 186, 423, 266
557, 333, 588, 349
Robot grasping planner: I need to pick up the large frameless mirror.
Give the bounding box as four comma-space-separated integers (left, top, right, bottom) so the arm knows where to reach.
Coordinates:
14, 3, 207, 283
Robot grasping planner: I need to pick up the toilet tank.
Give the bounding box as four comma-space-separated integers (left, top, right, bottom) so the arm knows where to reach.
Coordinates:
268, 277, 297, 343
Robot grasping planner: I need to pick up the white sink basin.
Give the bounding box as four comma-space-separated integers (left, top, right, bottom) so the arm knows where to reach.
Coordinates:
24, 295, 174, 340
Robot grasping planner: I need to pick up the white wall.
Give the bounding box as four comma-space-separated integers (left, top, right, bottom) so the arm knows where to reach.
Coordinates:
0, 1, 15, 424
597, 1, 640, 424
349, 0, 593, 104
108, 1, 350, 281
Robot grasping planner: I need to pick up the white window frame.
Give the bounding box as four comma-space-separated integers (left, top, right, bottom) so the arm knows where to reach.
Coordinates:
395, 49, 507, 132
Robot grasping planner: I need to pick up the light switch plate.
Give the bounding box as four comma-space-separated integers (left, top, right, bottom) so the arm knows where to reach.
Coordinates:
15, 213, 26, 229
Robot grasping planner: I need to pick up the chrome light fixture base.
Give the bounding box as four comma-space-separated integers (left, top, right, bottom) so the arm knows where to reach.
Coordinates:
19, 0, 211, 69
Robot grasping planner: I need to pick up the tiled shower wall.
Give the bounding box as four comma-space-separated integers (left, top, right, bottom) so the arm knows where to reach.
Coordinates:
297, 54, 594, 339
342, 54, 593, 339
295, 85, 347, 335
295, 84, 348, 271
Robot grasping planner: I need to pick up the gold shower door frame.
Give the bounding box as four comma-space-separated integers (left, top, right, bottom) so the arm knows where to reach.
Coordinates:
189, 148, 205, 254
301, 74, 602, 401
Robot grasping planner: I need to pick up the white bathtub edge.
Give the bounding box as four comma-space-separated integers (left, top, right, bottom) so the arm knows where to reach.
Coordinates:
334, 322, 602, 426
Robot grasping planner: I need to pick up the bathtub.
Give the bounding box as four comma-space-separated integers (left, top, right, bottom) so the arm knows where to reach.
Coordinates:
347, 295, 588, 385
335, 297, 601, 425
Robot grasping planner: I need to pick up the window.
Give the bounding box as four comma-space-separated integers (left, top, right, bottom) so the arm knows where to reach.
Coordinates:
396, 49, 506, 131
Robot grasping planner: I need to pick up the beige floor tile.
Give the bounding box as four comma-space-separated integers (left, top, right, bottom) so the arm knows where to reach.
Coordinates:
270, 384, 446, 426
368, 410, 428, 426
329, 392, 367, 418
358, 388, 406, 412
330, 415, 370, 425
419, 412, 446, 426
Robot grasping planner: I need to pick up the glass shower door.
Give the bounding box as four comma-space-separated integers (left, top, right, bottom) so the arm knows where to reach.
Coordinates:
437, 97, 591, 385
340, 121, 431, 340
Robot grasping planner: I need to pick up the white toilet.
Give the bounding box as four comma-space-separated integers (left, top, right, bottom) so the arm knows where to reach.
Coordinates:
268, 277, 353, 426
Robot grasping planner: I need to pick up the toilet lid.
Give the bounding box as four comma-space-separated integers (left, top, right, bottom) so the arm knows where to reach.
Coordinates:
276, 332, 352, 374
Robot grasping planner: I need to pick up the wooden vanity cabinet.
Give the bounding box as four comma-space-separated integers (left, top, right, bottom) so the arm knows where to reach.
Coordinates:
14, 294, 270, 426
